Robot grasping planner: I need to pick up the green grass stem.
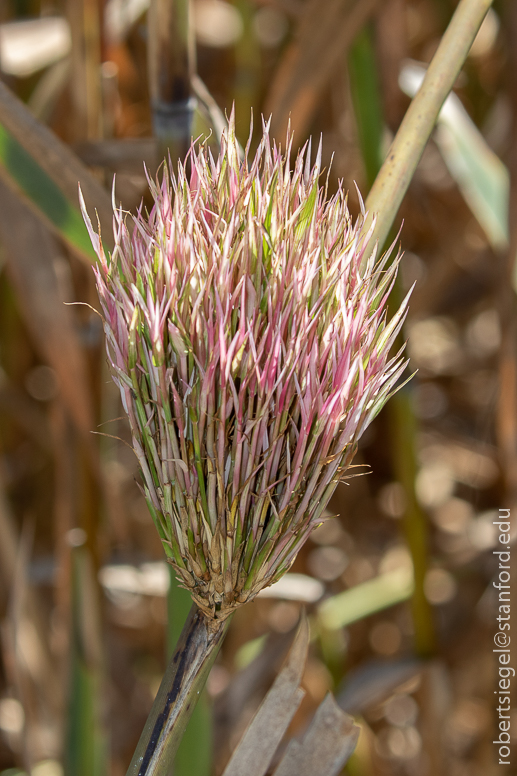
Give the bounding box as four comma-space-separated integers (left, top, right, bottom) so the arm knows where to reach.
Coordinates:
348, 19, 436, 657
364, 0, 494, 253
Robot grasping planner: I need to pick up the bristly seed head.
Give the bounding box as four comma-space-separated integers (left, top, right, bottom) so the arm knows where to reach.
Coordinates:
82, 114, 411, 620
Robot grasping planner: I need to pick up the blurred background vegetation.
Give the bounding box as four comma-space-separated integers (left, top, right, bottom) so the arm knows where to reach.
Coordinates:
0, 0, 515, 774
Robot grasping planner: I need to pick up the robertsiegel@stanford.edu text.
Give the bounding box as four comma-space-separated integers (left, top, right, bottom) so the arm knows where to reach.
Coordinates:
493, 508, 513, 766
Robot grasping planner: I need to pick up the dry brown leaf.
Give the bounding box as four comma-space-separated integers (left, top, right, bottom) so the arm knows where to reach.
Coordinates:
272, 694, 360, 776
222, 616, 360, 776
222, 617, 309, 776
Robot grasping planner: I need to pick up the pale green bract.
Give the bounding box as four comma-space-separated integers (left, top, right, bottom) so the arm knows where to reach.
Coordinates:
82, 115, 411, 620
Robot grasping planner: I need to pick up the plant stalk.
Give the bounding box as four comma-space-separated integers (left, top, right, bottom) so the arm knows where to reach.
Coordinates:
167, 568, 212, 776
364, 0, 494, 253
126, 605, 229, 776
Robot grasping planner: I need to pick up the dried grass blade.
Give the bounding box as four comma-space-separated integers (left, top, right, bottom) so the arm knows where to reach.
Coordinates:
272, 694, 360, 776
222, 616, 309, 776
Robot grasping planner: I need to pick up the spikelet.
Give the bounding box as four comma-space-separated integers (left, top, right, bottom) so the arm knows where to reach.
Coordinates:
83, 116, 411, 619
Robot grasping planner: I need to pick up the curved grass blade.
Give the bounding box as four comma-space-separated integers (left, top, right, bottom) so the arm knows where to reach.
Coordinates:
400, 60, 509, 253
317, 567, 414, 632
0, 79, 112, 263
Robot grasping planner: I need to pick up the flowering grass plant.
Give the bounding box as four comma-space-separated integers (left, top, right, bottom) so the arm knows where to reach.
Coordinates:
83, 117, 410, 622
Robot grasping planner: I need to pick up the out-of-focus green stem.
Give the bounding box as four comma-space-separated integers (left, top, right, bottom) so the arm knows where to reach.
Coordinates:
353, 0, 493, 656
67, 543, 107, 776
348, 18, 435, 657
126, 605, 229, 776
391, 390, 436, 656
364, 0, 494, 253
348, 26, 383, 189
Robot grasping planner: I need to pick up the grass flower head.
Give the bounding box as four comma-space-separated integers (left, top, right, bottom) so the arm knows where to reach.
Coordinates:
83, 116, 411, 620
